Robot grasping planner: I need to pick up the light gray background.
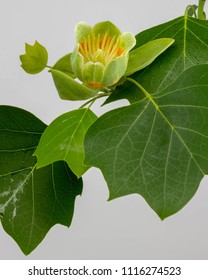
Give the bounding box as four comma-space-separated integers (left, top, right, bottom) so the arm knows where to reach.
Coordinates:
0, 0, 208, 259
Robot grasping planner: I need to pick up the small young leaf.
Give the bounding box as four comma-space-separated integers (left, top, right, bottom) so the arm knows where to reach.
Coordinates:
186, 4, 198, 17
34, 108, 98, 178
50, 69, 98, 100
20, 41, 48, 74
0, 106, 82, 255
125, 38, 175, 76
52, 53, 75, 78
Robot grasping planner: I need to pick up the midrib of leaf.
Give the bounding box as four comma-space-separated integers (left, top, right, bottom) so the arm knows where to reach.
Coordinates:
157, 16, 188, 93
0, 166, 35, 213
38, 109, 88, 163
112, 100, 149, 186
64, 109, 89, 162
127, 77, 205, 176
27, 171, 35, 252
183, 13, 188, 69
142, 16, 208, 95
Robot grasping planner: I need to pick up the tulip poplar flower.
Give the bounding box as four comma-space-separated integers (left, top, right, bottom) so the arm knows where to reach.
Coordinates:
71, 21, 136, 89
20, 21, 174, 101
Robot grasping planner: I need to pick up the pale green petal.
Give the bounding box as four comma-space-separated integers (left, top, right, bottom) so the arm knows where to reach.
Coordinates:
70, 45, 84, 80
103, 56, 128, 87
93, 21, 121, 37
122, 32, 136, 52
75, 22, 92, 42
83, 62, 104, 87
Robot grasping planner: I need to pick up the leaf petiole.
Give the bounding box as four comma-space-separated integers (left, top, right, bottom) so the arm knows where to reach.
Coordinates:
126, 77, 159, 109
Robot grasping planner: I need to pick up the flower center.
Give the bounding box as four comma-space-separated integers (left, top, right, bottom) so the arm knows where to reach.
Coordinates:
78, 32, 124, 65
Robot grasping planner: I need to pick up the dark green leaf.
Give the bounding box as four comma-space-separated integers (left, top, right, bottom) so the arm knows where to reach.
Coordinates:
20, 41, 48, 74
85, 64, 208, 219
50, 69, 98, 100
105, 15, 208, 105
34, 108, 98, 178
0, 106, 82, 255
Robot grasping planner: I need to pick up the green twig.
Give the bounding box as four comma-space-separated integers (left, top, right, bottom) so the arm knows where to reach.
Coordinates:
198, 0, 206, 19
79, 92, 110, 109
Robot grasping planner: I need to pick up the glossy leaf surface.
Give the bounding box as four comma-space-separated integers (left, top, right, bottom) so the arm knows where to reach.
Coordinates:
0, 106, 82, 254
85, 64, 208, 219
34, 108, 98, 178
105, 15, 208, 105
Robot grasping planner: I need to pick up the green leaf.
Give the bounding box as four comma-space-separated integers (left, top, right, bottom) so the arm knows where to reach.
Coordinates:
186, 5, 198, 17
20, 41, 48, 74
105, 15, 208, 105
52, 53, 76, 78
34, 108, 98, 178
125, 38, 175, 76
50, 69, 98, 100
0, 106, 82, 255
84, 64, 208, 219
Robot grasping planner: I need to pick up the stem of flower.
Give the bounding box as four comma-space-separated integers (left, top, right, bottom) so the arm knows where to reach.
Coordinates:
79, 92, 110, 109
198, 0, 206, 19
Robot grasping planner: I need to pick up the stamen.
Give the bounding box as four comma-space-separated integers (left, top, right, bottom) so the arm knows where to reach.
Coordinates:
105, 35, 116, 62
92, 33, 96, 53
104, 35, 111, 52
101, 32, 108, 49
105, 35, 122, 62
117, 47, 124, 56
84, 38, 91, 61
79, 43, 87, 61
107, 35, 116, 54
78, 32, 124, 65
87, 35, 92, 55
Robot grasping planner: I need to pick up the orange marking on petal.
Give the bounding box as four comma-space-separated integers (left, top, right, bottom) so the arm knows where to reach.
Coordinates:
117, 47, 124, 56
88, 82, 103, 88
